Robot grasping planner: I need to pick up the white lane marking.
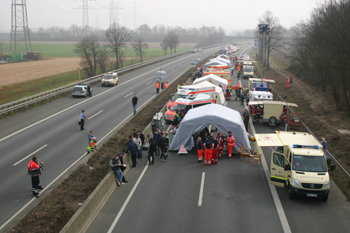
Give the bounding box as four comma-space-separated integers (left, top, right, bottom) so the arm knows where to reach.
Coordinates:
198, 172, 205, 206
146, 81, 152, 85
107, 163, 149, 233
124, 92, 133, 98
171, 68, 174, 71
88, 110, 103, 120
244, 81, 291, 233
13, 144, 48, 166
0, 52, 199, 143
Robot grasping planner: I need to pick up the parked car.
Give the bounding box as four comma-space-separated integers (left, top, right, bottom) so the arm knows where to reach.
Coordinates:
72, 84, 92, 97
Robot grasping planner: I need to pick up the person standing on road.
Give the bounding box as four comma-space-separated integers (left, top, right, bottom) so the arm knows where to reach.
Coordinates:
133, 133, 142, 161
87, 84, 92, 97
27, 156, 43, 198
132, 94, 138, 115
280, 112, 287, 130
290, 73, 293, 84
212, 137, 219, 164
243, 109, 250, 131
227, 131, 235, 158
126, 136, 138, 167
217, 133, 224, 159
204, 136, 213, 166
88, 130, 95, 144
138, 130, 145, 160
158, 132, 166, 161
110, 154, 124, 186
163, 132, 170, 161
153, 130, 160, 156
79, 110, 85, 131
155, 80, 160, 94
148, 138, 156, 165
197, 137, 203, 162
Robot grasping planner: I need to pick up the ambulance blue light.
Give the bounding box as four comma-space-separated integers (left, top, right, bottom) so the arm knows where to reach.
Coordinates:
178, 87, 182, 89
258, 95, 261, 98
189, 88, 195, 90
189, 97, 195, 100
293, 144, 298, 148
315, 145, 320, 149
268, 96, 270, 98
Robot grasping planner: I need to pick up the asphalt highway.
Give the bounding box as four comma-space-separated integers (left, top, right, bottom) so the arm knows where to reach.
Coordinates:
0, 45, 225, 228
86, 46, 350, 233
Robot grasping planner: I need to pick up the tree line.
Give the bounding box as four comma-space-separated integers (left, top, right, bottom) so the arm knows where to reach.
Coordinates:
289, 0, 350, 113
28, 24, 225, 44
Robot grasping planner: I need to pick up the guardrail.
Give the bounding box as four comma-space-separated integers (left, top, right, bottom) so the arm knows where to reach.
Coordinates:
253, 66, 350, 182
0, 43, 225, 116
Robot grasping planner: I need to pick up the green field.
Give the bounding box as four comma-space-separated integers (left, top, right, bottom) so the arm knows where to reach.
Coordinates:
1, 43, 189, 57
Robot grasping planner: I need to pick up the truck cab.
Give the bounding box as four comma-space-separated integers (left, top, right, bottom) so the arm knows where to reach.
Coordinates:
256, 131, 330, 201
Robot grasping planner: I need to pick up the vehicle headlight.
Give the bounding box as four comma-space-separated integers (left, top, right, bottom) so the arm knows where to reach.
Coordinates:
291, 178, 301, 187
324, 181, 330, 189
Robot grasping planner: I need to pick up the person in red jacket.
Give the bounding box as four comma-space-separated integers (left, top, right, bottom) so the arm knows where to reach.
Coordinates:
197, 138, 203, 162
286, 78, 291, 88
226, 131, 235, 158
212, 137, 219, 164
27, 156, 43, 198
217, 133, 224, 159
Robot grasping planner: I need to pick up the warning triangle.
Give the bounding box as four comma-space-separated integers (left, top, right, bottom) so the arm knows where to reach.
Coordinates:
177, 145, 188, 155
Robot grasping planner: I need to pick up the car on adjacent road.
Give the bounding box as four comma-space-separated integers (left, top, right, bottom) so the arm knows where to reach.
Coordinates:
72, 84, 92, 97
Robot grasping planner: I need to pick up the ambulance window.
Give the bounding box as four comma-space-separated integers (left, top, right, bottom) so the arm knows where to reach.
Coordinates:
193, 102, 210, 108
273, 152, 288, 168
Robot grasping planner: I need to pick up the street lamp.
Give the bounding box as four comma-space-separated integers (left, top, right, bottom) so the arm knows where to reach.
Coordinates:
258, 23, 270, 81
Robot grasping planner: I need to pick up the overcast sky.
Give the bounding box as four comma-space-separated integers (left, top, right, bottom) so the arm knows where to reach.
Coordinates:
0, 0, 322, 34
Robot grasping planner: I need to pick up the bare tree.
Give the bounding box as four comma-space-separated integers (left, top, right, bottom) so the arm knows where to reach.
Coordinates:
161, 35, 170, 55
169, 31, 180, 53
74, 33, 107, 77
132, 37, 148, 62
105, 23, 131, 69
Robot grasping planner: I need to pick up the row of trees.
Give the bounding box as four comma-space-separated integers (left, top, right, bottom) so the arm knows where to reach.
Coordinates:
289, 1, 350, 113
28, 24, 226, 43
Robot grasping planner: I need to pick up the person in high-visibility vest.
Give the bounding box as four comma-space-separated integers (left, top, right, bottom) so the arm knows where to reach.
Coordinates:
197, 138, 203, 162
164, 82, 168, 89
27, 156, 43, 198
177, 84, 180, 90
87, 137, 97, 153
204, 137, 213, 165
155, 80, 160, 94
226, 131, 235, 158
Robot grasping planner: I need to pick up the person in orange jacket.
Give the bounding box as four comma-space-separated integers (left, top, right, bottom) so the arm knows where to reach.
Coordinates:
197, 138, 203, 162
27, 156, 43, 198
164, 82, 168, 89
226, 131, 235, 158
155, 80, 160, 94
211, 137, 219, 164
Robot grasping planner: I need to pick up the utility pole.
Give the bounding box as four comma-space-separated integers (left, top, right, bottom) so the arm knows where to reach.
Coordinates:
258, 23, 270, 80
110, 0, 115, 26
9, 0, 32, 55
83, 0, 89, 36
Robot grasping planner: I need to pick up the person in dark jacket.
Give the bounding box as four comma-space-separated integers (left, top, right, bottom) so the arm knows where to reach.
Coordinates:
153, 130, 160, 156
148, 138, 156, 165
158, 132, 166, 161
110, 154, 124, 186
138, 130, 145, 159
197, 138, 203, 162
125, 136, 138, 167
87, 84, 92, 97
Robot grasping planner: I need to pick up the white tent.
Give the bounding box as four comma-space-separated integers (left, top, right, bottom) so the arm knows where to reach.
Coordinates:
203, 61, 227, 71
169, 104, 251, 151
192, 81, 225, 105
210, 57, 232, 67
193, 74, 228, 91
218, 54, 230, 60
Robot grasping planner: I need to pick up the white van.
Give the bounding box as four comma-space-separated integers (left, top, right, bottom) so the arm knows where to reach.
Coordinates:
256, 131, 331, 201
101, 72, 118, 87
249, 90, 273, 102
243, 65, 254, 79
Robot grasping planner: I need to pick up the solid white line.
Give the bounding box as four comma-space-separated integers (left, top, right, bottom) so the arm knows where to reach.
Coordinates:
0, 52, 203, 144
124, 92, 133, 98
247, 99, 291, 233
171, 68, 174, 71
198, 172, 205, 206
107, 163, 149, 233
146, 81, 152, 85
88, 110, 103, 120
13, 144, 48, 166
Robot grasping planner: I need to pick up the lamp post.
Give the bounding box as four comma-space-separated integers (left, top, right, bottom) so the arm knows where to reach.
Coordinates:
258, 23, 270, 81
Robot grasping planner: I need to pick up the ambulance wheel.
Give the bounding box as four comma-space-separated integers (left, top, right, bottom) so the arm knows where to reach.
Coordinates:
287, 184, 295, 200
269, 117, 277, 126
